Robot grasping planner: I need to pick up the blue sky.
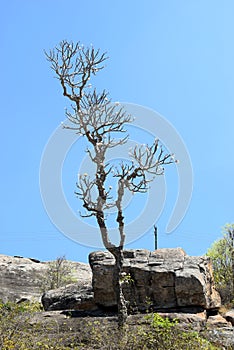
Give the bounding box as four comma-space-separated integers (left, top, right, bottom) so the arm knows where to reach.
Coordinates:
1, 1, 234, 263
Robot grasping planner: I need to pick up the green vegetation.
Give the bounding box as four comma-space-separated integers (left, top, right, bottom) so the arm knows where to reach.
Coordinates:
207, 223, 234, 304
0, 300, 43, 349
132, 313, 218, 350
0, 300, 222, 349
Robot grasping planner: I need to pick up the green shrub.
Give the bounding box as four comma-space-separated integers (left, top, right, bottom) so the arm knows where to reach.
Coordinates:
125, 313, 219, 350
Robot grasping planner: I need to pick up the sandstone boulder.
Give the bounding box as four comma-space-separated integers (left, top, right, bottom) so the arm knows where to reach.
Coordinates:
89, 248, 221, 312
41, 282, 96, 311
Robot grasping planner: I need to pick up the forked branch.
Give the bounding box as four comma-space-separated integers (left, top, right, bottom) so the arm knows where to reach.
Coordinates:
45, 40, 108, 109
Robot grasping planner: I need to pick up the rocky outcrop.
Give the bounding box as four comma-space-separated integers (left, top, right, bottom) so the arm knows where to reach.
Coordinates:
0, 249, 221, 315
89, 248, 221, 313
0, 255, 92, 303
1, 251, 231, 348
41, 282, 96, 311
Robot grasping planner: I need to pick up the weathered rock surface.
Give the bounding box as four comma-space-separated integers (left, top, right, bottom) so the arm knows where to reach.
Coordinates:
204, 315, 234, 349
0, 254, 92, 303
89, 248, 221, 312
224, 309, 234, 326
42, 282, 96, 311
207, 314, 232, 327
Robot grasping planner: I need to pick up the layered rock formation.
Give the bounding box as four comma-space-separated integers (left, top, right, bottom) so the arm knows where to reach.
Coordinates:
89, 248, 221, 313
0, 254, 92, 303
1, 249, 221, 315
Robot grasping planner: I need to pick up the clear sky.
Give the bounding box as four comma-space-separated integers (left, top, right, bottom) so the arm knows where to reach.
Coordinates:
1, 1, 234, 263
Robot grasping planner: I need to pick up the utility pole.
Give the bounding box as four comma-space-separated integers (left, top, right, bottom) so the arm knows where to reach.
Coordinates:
154, 225, 158, 250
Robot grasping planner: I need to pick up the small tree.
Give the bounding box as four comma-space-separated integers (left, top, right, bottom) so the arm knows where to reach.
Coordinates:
45, 40, 175, 326
207, 223, 234, 303
41, 255, 77, 292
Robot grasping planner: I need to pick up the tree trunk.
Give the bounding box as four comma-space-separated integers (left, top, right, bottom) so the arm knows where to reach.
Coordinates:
109, 246, 128, 328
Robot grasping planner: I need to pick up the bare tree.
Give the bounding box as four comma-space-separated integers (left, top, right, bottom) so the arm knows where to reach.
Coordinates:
45, 40, 176, 327
40, 255, 77, 292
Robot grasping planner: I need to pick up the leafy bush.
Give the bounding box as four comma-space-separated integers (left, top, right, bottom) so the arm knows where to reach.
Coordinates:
130, 313, 218, 350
